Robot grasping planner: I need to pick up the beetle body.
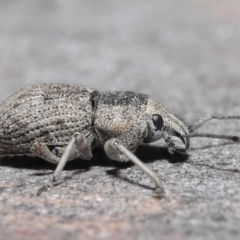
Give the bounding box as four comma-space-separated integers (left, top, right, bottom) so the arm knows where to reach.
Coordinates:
0, 83, 189, 159
2, 83, 240, 197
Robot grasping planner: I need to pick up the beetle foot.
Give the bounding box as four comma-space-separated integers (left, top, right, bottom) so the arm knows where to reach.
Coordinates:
152, 187, 165, 198
36, 177, 61, 196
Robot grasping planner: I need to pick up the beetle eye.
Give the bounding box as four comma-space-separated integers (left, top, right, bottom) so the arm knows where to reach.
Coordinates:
152, 114, 164, 131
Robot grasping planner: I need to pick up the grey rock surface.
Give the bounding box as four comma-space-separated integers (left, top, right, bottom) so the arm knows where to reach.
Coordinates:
0, 0, 240, 239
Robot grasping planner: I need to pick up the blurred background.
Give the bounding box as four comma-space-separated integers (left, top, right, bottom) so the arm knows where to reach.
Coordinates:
0, 0, 239, 123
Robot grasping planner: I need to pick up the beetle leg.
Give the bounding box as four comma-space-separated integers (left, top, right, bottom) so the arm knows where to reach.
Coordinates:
31, 139, 60, 164
37, 132, 92, 196
52, 132, 92, 182
104, 138, 165, 198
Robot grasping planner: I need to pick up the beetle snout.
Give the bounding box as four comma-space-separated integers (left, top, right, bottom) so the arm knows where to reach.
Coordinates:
171, 134, 188, 153
163, 128, 189, 154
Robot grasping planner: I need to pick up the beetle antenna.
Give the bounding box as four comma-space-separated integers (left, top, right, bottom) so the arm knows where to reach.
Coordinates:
188, 115, 240, 133
185, 114, 240, 142
184, 132, 240, 142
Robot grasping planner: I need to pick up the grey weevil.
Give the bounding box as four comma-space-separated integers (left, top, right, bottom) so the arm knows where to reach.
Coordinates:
0, 83, 240, 197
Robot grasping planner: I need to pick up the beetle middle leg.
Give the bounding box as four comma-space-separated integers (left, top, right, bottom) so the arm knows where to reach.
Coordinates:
104, 138, 165, 198
37, 132, 92, 196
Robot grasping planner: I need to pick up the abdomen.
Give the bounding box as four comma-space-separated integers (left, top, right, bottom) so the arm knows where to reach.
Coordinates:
0, 83, 95, 153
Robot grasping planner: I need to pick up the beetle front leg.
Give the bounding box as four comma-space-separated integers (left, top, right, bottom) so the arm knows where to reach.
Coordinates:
104, 138, 165, 198
37, 132, 92, 196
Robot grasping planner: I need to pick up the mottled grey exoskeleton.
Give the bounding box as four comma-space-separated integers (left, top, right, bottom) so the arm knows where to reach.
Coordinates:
0, 83, 239, 197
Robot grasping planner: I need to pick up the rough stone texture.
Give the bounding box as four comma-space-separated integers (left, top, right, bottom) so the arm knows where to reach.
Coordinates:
0, 0, 240, 239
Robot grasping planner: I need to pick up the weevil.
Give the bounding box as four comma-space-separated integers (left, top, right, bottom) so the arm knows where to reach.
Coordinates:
0, 83, 240, 197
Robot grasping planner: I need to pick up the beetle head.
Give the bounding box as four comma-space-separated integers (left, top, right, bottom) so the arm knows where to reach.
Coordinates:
145, 98, 189, 154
